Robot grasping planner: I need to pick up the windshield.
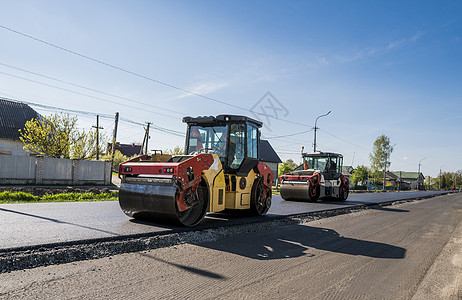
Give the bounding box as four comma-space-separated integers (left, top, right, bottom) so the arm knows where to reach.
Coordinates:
304, 157, 329, 171
303, 156, 342, 174
187, 125, 228, 157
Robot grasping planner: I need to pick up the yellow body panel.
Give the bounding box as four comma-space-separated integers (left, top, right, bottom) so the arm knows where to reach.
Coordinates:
201, 154, 226, 213
224, 170, 257, 210
202, 154, 259, 212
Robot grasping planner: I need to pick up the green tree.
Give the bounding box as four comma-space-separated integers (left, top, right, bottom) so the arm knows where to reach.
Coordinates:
369, 135, 394, 172
369, 134, 394, 189
165, 146, 184, 155
350, 165, 369, 187
72, 128, 107, 160
112, 150, 129, 171
19, 114, 76, 158
19, 113, 106, 159
441, 173, 448, 189
278, 159, 297, 176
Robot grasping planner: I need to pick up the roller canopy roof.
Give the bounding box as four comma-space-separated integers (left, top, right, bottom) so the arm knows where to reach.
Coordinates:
302, 152, 343, 158
182, 115, 263, 128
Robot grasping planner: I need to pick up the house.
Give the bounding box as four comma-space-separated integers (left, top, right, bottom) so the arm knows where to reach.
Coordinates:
391, 171, 425, 190
108, 142, 142, 157
0, 98, 42, 156
342, 165, 354, 179
383, 171, 402, 189
260, 139, 282, 182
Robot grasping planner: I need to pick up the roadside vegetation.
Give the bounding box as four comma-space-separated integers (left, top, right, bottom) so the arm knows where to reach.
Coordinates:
0, 191, 118, 204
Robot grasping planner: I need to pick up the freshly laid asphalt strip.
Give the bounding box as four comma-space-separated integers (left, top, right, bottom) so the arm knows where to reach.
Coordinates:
0, 191, 449, 273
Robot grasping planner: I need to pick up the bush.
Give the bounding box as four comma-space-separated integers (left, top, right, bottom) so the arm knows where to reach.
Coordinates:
0, 191, 118, 203
0, 191, 38, 202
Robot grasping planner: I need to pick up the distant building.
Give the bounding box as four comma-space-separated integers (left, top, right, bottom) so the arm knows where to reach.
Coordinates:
0, 98, 42, 156
259, 139, 282, 182
108, 142, 142, 157
389, 171, 425, 190
342, 165, 354, 179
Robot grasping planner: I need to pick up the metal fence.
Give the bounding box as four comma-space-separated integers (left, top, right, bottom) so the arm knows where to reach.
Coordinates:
0, 156, 111, 185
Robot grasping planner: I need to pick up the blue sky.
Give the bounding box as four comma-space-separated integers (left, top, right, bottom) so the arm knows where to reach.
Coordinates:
1, 0, 461, 177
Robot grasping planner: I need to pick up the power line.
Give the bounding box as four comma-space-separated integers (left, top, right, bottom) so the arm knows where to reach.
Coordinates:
0, 62, 183, 118
0, 24, 309, 128
0, 70, 178, 120
1, 96, 185, 137
318, 128, 371, 151
263, 129, 313, 140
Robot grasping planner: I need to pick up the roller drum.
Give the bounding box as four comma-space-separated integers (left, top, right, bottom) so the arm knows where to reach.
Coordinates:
280, 182, 310, 201
119, 177, 208, 226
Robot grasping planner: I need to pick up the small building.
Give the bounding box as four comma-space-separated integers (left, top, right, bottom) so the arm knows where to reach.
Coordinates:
342, 165, 354, 179
108, 142, 142, 157
0, 98, 42, 156
392, 171, 425, 190
260, 139, 282, 183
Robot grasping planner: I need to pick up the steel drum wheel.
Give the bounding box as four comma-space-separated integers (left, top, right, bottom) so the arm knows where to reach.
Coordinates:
307, 185, 320, 202
175, 183, 208, 226
251, 177, 271, 215
339, 186, 349, 201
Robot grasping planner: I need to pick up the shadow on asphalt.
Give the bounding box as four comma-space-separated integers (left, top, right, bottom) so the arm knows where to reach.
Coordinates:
195, 224, 407, 261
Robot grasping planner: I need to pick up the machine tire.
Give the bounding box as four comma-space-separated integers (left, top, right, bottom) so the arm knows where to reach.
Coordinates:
307, 183, 320, 202
175, 180, 209, 226
251, 177, 271, 215
339, 185, 349, 201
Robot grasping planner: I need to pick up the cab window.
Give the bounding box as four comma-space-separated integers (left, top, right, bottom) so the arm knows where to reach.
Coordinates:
228, 123, 245, 169
247, 125, 258, 159
187, 125, 228, 157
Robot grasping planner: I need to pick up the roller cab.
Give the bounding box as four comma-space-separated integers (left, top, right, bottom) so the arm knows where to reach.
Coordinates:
118, 115, 274, 226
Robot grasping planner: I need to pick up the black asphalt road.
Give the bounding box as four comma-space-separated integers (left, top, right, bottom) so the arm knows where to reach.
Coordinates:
0, 191, 447, 250
1, 193, 461, 299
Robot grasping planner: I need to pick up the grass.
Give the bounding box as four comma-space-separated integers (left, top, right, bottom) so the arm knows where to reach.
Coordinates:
0, 191, 118, 204
272, 186, 280, 195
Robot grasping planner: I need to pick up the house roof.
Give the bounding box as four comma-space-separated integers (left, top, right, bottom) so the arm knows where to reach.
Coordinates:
385, 171, 401, 180
110, 143, 142, 157
0, 98, 42, 141
391, 171, 423, 180
260, 139, 282, 163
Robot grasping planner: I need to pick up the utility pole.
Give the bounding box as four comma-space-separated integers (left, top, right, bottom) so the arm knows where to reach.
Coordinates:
418, 157, 427, 190
92, 115, 103, 160
110, 112, 119, 167
439, 164, 446, 190
145, 122, 150, 155
382, 143, 396, 191
383, 152, 387, 191
439, 169, 442, 190
140, 122, 151, 155
313, 111, 331, 152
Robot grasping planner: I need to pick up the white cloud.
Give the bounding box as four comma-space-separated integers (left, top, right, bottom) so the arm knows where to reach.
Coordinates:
175, 80, 230, 99
388, 38, 406, 49
336, 31, 426, 63
410, 30, 425, 42
388, 31, 425, 49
